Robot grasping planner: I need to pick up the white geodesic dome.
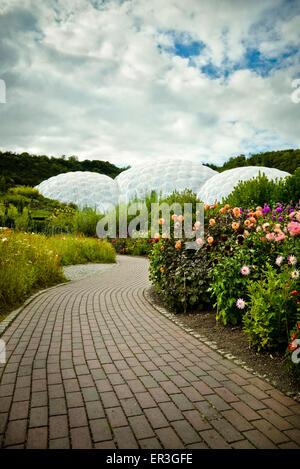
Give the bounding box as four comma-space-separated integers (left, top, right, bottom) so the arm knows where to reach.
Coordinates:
197, 166, 290, 204
115, 159, 217, 203
36, 171, 119, 212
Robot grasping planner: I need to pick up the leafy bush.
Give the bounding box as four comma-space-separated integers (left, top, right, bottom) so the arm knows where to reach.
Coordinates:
150, 236, 212, 313
242, 264, 300, 350
224, 170, 300, 207
72, 208, 103, 237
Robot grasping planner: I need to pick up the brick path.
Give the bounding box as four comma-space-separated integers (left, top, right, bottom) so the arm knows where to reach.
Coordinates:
0, 256, 300, 449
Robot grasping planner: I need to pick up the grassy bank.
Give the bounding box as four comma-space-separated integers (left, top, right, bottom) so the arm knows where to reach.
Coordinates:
0, 230, 116, 317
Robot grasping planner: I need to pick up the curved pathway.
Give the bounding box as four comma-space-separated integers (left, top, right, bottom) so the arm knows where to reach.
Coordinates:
0, 256, 300, 449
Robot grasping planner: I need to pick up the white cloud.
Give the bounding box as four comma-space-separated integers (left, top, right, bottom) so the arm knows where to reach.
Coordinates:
0, 0, 299, 168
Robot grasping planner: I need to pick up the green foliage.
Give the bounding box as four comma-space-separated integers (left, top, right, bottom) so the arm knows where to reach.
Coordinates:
208, 250, 259, 325
223, 169, 300, 207
242, 264, 300, 350
149, 237, 212, 313
14, 207, 30, 232
0, 151, 127, 188
72, 208, 103, 237
223, 172, 284, 207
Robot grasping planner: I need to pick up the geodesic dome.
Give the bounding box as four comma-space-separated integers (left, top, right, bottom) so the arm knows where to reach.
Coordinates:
36, 171, 119, 212
115, 159, 217, 203
197, 166, 290, 204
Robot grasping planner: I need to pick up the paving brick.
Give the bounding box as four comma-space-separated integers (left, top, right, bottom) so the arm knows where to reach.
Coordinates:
121, 397, 143, 417
171, 420, 201, 445
9, 400, 29, 420
144, 407, 169, 429
140, 437, 162, 449
90, 418, 112, 442
221, 409, 253, 432
156, 427, 185, 449
113, 426, 138, 449
252, 419, 290, 445
262, 398, 294, 417
49, 437, 70, 449
284, 428, 300, 444
200, 429, 231, 449
29, 406, 48, 428
5, 419, 27, 446
107, 406, 128, 428
27, 427, 48, 449
129, 415, 154, 439
211, 418, 244, 443
159, 402, 183, 421
69, 407, 88, 428
49, 415, 68, 439
214, 386, 240, 403
231, 401, 260, 421
71, 426, 92, 449
243, 429, 277, 449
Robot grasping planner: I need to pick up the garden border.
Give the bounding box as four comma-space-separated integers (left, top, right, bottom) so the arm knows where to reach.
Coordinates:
143, 286, 300, 403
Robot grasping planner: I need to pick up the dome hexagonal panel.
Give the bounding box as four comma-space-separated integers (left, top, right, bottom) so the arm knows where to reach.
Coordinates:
36, 171, 119, 212
197, 166, 290, 204
115, 159, 217, 203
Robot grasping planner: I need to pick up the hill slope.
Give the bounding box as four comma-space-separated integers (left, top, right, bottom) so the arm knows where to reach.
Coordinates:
0, 151, 127, 189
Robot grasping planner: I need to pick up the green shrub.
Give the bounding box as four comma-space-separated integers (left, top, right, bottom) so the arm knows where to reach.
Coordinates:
72, 208, 103, 237
223, 173, 284, 208
149, 236, 212, 313
242, 264, 300, 350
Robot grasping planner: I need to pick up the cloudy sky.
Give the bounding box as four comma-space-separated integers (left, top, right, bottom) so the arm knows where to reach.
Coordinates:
0, 0, 299, 168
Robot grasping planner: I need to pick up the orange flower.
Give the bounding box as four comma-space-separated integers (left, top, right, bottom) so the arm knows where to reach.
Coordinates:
256, 206, 263, 211
227, 208, 232, 213
232, 222, 239, 230
249, 217, 256, 224
219, 207, 226, 214
160, 246, 164, 251
207, 236, 214, 244
224, 204, 230, 209
254, 210, 262, 218
233, 207, 241, 218
159, 218, 165, 225
244, 219, 251, 227
160, 267, 164, 273
175, 240, 181, 249
212, 203, 218, 209
204, 204, 210, 210
209, 218, 216, 225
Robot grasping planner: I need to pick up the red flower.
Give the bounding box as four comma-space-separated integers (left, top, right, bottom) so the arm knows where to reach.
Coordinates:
290, 291, 298, 296
298, 323, 300, 331
148, 238, 153, 243
291, 333, 298, 341
288, 341, 299, 352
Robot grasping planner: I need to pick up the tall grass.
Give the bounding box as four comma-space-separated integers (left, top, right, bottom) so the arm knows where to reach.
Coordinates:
0, 230, 116, 315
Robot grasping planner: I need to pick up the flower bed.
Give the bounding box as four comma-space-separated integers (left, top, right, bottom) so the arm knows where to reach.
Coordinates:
149, 201, 300, 380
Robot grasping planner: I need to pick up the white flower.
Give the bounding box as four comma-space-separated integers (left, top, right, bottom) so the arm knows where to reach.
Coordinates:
291, 270, 299, 279
241, 265, 250, 276
236, 298, 246, 309
275, 256, 284, 266
1, 238, 7, 242
288, 255, 297, 266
